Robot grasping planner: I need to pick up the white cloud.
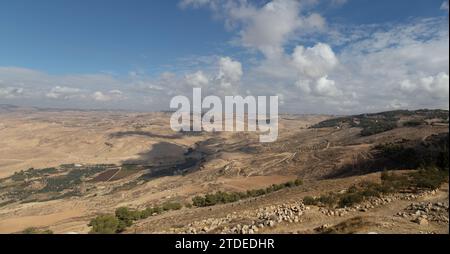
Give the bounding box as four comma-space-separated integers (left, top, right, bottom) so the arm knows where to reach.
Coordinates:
313, 76, 341, 97
1, 2, 448, 114
332, 17, 449, 111
292, 42, 338, 79
217, 57, 243, 83
185, 71, 209, 87
296, 75, 341, 98
46, 86, 83, 99
232, 0, 304, 58
92, 90, 125, 102
181, 0, 326, 59
92, 91, 110, 102
420, 72, 449, 98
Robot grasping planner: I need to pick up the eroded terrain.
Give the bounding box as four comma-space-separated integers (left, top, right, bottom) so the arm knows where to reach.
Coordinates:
0, 106, 448, 234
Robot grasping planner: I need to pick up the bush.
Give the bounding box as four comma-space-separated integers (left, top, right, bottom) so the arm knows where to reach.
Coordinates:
339, 193, 364, 208
22, 227, 53, 234
411, 168, 448, 190
294, 179, 303, 186
191, 179, 304, 207
115, 207, 145, 232
192, 196, 206, 207
318, 194, 338, 207
347, 185, 358, 193
380, 171, 410, 192
302, 196, 318, 205
284, 181, 296, 188
89, 214, 119, 234
358, 182, 382, 198
139, 208, 152, 219
115, 207, 135, 223
403, 120, 424, 127
162, 202, 182, 211
204, 193, 219, 206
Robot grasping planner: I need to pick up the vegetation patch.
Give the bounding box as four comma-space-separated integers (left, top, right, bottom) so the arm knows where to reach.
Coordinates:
192, 179, 303, 207
311, 109, 448, 136
21, 227, 53, 234
88, 201, 184, 233
304, 168, 448, 208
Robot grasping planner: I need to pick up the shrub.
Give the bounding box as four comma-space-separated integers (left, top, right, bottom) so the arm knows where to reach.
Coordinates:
411, 168, 448, 190
89, 214, 119, 234
294, 179, 303, 186
115, 207, 135, 224
22, 227, 53, 234
116, 220, 129, 233
114, 207, 143, 232
191, 179, 304, 207
162, 202, 182, 211
338, 193, 364, 208
403, 120, 424, 127
204, 193, 219, 206
152, 206, 163, 214
347, 185, 358, 193
192, 196, 206, 207
284, 181, 296, 188
318, 193, 338, 207
358, 182, 382, 198
139, 208, 152, 219
380, 172, 410, 192
302, 196, 318, 205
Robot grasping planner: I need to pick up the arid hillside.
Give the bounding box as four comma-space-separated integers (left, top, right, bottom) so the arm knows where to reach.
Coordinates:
0, 106, 448, 234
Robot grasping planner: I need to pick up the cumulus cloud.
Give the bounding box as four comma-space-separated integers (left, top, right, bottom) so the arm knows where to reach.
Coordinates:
296, 75, 341, 98
232, 0, 304, 58
1, 1, 448, 114
217, 57, 243, 83
291, 43, 342, 98
92, 90, 125, 102
177, 1, 448, 112
329, 18, 449, 111
46, 86, 83, 99
421, 72, 449, 98
185, 71, 209, 87
400, 72, 449, 99
292, 43, 338, 79
313, 76, 341, 97
181, 0, 325, 59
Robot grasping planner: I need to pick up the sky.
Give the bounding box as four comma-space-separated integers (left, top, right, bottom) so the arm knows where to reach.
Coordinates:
0, 0, 449, 114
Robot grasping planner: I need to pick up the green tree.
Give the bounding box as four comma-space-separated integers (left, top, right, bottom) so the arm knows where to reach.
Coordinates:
88, 214, 119, 234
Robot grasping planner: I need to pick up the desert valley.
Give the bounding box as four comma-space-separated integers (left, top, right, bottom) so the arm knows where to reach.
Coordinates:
0, 105, 448, 234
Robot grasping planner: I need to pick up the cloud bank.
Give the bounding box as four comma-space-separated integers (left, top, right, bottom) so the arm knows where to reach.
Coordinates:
1, 0, 448, 114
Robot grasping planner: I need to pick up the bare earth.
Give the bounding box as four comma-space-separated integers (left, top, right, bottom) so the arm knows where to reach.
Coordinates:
0, 107, 448, 234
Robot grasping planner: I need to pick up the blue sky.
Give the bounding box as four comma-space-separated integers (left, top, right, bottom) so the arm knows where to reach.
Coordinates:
0, 0, 446, 75
0, 0, 449, 113
0, 0, 232, 75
